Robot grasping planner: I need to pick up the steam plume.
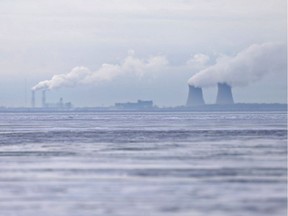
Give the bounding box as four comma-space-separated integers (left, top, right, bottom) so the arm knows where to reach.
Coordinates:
32, 52, 168, 91
188, 43, 286, 87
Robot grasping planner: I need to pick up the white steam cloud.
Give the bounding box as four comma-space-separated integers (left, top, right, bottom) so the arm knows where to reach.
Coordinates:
186, 53, 210, 69
188, 43, 286, 87
32, 52, 168, 91
32, 43, 286, 92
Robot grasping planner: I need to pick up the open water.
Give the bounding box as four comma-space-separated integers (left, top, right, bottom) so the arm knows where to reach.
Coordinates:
0, 111, 287, 216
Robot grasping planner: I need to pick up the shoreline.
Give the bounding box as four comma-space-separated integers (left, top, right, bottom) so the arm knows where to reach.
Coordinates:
0, 103, 287, 113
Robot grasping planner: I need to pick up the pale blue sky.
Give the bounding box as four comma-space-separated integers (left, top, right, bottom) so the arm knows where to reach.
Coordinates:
0, 0, 286, 107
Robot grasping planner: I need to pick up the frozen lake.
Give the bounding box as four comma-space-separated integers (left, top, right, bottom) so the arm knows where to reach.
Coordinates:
0, 111, 287, 216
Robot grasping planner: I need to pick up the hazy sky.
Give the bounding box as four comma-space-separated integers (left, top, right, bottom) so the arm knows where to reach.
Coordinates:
0, 0, 286, 107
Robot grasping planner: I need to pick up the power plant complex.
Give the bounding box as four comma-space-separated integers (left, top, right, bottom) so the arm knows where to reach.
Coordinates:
31, 90, 72, 109
186, 82, 234, 106
21, 81, 286, 112
31, 83, 235, 109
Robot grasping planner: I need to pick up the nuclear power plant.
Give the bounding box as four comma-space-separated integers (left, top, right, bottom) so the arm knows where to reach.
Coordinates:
5, 80, 280, 112
186, 82, 234, 106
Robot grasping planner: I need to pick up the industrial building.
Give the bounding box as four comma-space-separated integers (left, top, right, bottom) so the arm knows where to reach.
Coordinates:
115, 100, 153, 109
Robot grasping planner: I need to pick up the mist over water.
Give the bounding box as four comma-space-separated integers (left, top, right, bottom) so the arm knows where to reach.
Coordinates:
0, 111, 286, 216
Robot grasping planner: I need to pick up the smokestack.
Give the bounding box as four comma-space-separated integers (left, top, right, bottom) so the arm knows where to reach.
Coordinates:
216, 83, 234, 105
31, 90, 35, 108
186, 85, 205, 106
42, 90, 46, 108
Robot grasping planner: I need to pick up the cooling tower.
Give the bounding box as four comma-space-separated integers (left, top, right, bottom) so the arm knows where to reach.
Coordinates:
31, 90, 35, 108
186, 85, 205, 106
216, 83, 234, 104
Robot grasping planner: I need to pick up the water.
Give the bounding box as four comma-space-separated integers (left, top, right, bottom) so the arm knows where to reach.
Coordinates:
0, 111, 286, 216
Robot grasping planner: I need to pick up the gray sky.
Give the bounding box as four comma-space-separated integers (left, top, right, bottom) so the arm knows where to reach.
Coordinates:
0, 0, 286, 107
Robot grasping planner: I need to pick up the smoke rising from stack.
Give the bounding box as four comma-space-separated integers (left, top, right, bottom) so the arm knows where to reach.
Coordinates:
188, 43, 286, 88
32, 52, 168, 91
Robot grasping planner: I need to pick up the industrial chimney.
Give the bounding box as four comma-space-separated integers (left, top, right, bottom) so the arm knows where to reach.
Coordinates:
31, 90, 35, 108
42, 90, 46, 108
186, 85, 205, 106
216, 83, 234, 105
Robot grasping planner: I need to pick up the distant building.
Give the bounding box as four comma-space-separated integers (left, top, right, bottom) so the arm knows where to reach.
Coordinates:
40, 91, 73, 109
115, 100, 153, 109
44, 97, 73, 109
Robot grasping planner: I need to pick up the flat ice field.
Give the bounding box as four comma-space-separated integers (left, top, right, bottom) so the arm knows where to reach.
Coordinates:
0, 111, 287, 216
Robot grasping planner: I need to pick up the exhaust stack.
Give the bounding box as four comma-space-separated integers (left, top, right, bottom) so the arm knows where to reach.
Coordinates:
31, 90, 35, 108
42, 90, 46, 108
186, 85, 205, 106
216, 83, 234, 105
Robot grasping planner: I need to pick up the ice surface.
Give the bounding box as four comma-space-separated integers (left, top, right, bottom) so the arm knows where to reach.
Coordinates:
0, 111, 286, 216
